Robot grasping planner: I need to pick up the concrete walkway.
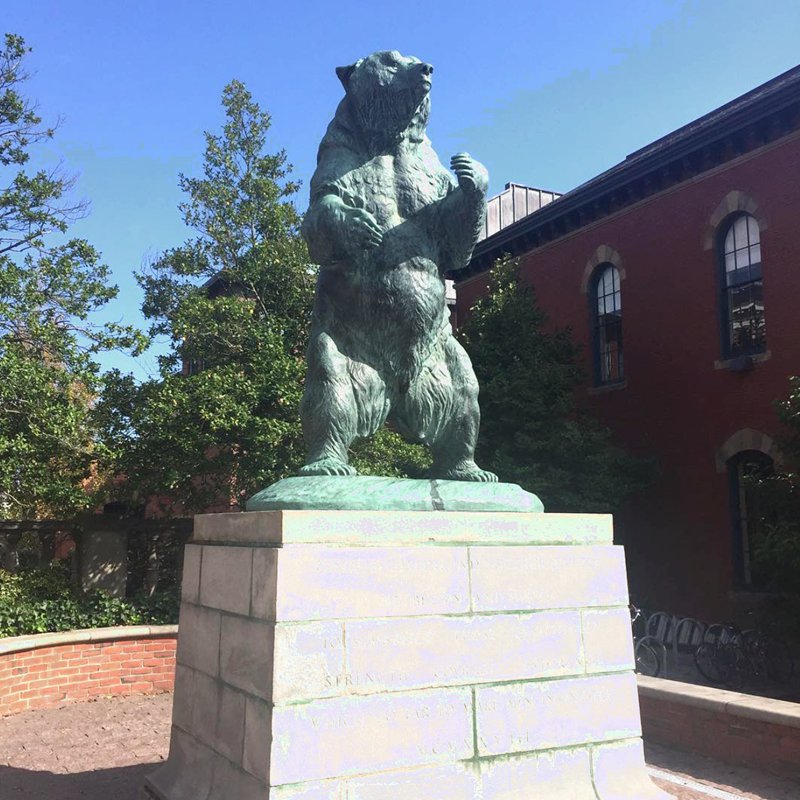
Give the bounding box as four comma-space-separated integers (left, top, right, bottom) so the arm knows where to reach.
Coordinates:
0, 693, 798, 800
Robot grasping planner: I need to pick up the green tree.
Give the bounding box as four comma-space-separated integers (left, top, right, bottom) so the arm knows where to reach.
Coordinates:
458, 255, 651, 512
0, 34, 142, 518
99, 81, 428, 514
748, 379, 800, 600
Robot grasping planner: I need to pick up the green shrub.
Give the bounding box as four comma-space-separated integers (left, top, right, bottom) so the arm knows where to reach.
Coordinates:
0, 564, 180, 638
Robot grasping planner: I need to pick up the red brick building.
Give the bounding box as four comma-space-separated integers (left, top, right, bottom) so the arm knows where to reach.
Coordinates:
456, 66, 800, 620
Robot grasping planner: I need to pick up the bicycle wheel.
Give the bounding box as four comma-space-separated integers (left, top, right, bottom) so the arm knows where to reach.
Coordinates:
635, 640, 661, 677
695, 642, 728, 684
718, 642, 749, 690
765, 638, 795, 685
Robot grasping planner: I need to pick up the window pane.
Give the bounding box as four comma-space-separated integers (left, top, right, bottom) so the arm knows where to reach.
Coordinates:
733, 215, 748, 248
735, 248, 751, 271
727, 266, 752, 287
598, 316, 623, 382
722, 214, 765, 357
728, 280, 766, 355
746, 215, 760, 245
601, 269, 612, 296
594, 265, 623, 383
724, 226, 736, 256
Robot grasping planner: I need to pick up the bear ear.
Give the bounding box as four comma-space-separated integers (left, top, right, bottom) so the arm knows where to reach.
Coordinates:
336, 62, 358, 91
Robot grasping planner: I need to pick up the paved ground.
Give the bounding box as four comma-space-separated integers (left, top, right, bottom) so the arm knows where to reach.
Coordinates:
0, 693, 798, 800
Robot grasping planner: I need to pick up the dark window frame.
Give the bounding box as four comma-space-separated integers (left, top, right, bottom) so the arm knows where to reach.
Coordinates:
718, 212, 766, 359
590, 263, 624, 386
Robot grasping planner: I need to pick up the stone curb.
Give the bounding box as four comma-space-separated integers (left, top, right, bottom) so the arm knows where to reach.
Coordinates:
0, 625, 179, 657
637, 674, 800, 729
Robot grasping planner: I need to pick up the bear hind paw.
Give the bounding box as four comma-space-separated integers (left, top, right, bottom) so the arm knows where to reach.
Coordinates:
299, 457, 358, 477
435, 461, 498, 483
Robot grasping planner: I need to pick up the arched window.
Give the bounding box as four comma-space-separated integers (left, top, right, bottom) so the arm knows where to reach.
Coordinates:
728, 450, 773, 588
720, 213, 765, 357
592, 264, 623, 384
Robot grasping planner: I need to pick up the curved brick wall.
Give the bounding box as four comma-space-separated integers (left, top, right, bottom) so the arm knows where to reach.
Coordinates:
0, 625, 177, 716
638, 675, 800, 781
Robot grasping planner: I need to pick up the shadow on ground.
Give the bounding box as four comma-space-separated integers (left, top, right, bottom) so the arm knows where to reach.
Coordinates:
0, 762, 158, 800
646, 742, 798, 800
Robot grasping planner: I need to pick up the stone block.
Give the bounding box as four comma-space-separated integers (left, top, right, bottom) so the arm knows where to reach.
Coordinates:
479, 748, 596, 800
180, 545, 202, 603
470, 545, 628, 612
475, 673, 641, 756
219, 615, 275, 700
251, 547, 278, 620
214, 684, 246, 764
270, 781, 343, 800
273, 621, 345, 703
346, 762, 478, 799
191, 670, 221, 751
199, 545, 253, 616
583, 607, 635, 673
592, 739, 673, 799
78, 529, 128, 597
275, 546, 469, 620
207, 756, 266, 800
175, 603, 220, 677
269, 687, 473, 785
345, 610, 583, 694
193, 509, 613, 547
146, 728, 217, 800
242, 695, 272, 783
170, 665, 195, 732
193, 511, 282, 544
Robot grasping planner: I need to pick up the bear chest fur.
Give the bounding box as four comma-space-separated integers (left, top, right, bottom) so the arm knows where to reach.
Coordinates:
352, 148, 450, 227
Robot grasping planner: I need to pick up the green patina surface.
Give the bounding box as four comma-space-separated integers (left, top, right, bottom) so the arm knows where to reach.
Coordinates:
246, 476, 543, 513
298, 50, 496, 484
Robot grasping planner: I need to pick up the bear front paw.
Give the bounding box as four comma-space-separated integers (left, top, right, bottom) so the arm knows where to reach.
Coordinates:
344, 206, 383, 249
450, 153, 489, 195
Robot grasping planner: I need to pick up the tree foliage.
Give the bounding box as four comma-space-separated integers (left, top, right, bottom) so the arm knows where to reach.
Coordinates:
98, 81, 428, 513
0, 34, 142, 518
458, 255, 651, 512
0, 562, 179, 637
748, 378, 800, 599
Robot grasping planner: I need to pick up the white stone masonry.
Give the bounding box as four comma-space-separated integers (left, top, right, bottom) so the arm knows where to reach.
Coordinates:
145, 510, 670, 800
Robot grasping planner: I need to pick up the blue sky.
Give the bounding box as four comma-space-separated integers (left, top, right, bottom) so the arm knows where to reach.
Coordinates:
5, 0, 800, 378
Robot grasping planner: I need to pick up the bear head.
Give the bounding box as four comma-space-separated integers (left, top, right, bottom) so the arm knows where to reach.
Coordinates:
336, 50, 434, 148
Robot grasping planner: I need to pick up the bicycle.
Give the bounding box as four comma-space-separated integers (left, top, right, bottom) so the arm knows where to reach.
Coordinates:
739, 628, 794, 686
694, 622, 795, 689
630, 605, 665, 677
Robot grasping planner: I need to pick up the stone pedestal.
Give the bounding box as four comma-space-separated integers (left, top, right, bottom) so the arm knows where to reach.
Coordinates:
146, 510, 669, 800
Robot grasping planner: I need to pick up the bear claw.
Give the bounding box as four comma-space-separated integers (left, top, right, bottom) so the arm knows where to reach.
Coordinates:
299, 458, 358, 477
436, 462, 499, 483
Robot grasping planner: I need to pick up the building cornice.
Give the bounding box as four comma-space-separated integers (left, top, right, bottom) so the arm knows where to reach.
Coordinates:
460, 66, 800, 280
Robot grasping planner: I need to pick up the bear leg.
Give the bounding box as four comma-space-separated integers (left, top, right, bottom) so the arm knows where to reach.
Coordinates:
300, 332, 359, 477
300, 332, 390, 477
395, 336, 498, 482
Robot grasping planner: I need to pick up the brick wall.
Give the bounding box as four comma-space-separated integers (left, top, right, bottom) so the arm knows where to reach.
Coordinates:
0, 626, 177, 716
638, 675, 800, 781
456, 132, 800, 621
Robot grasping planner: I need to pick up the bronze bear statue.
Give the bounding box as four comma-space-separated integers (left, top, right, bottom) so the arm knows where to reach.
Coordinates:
300, 50, 497, 482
